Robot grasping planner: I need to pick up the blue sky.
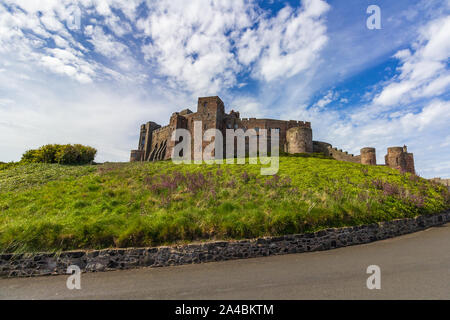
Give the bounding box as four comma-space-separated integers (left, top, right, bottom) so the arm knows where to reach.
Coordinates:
0, 0, 449, 178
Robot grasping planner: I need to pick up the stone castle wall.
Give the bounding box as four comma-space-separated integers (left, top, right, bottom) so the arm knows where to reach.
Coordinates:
148, 125, 171, 161
2, 212, 448, 277
313, 141, 361, 163
327, 147, 361, 163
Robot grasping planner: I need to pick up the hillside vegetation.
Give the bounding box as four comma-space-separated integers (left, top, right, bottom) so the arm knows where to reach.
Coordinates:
0, 157, 448, 253
21, 144, 97, 165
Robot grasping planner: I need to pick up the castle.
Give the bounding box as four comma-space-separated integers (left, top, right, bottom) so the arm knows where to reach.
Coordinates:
130, 96, 415, 174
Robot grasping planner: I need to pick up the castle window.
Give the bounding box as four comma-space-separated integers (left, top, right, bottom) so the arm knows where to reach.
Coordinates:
255, 127, 259, 133
227, 123, 232, 129
234, 124, 238, 129
203, 102, 207, 109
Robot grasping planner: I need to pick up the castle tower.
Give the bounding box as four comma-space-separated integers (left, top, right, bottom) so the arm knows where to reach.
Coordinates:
193, 97, 226, 159
286, 126, 313, 154
197, 96, 225, 131
403, 145, 415, 175
360, 147, 376, 165
130, 121, 161, 162
385, 146, 415, 174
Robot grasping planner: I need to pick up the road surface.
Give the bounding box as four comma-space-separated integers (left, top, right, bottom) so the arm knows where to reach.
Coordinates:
1, 223, 449, 299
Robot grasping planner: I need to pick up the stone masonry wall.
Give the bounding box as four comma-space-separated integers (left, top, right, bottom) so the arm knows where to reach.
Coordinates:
328, 146, 361, 163
312, 141, 361, 163
1, 211, 448, 278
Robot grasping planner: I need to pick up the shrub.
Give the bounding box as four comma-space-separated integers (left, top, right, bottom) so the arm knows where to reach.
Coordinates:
74, 144, 97, 164
21, 144, 97, 165
55, 145, 78, 164
21, 149, 43, 163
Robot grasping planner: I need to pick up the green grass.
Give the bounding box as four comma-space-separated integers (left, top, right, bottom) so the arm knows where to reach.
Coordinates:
0, 157, 448, 253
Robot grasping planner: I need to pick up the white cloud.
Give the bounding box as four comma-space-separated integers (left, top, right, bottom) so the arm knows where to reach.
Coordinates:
0, 1, 144, 84
314, 90, 337, 108
84, 25, 128, 59
373, 16, 450, 107
399, 99, 450, 131
138, 0, 329, 94
229, 96, 266, 119
1, 0, 330, 91
238, 0, 330, 81
138, 0, 253, 94
440, 136, 450, 147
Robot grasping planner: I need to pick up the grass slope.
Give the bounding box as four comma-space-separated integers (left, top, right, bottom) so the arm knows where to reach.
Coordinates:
0, 157, 449, 253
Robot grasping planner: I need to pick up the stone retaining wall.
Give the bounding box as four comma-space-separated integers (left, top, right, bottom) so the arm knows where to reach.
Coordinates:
1, 211, 449, 278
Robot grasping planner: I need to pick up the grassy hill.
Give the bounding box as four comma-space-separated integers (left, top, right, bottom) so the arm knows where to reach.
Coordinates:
0, 157, 448, 253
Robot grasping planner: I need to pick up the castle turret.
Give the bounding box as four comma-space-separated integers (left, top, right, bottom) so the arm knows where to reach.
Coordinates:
286, 126, 313, 154
130, 121, 161, 162
385, 146, 415, 174
360, 147, 376, 165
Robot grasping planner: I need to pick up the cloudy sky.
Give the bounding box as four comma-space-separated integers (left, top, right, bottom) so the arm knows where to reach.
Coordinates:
0, 0, 449, 178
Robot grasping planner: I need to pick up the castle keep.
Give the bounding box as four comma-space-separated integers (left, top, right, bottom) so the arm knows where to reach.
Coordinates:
131, 96, 415, 174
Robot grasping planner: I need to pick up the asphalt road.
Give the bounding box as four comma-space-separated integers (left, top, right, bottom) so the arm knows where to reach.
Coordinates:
1, 224, 449, 300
